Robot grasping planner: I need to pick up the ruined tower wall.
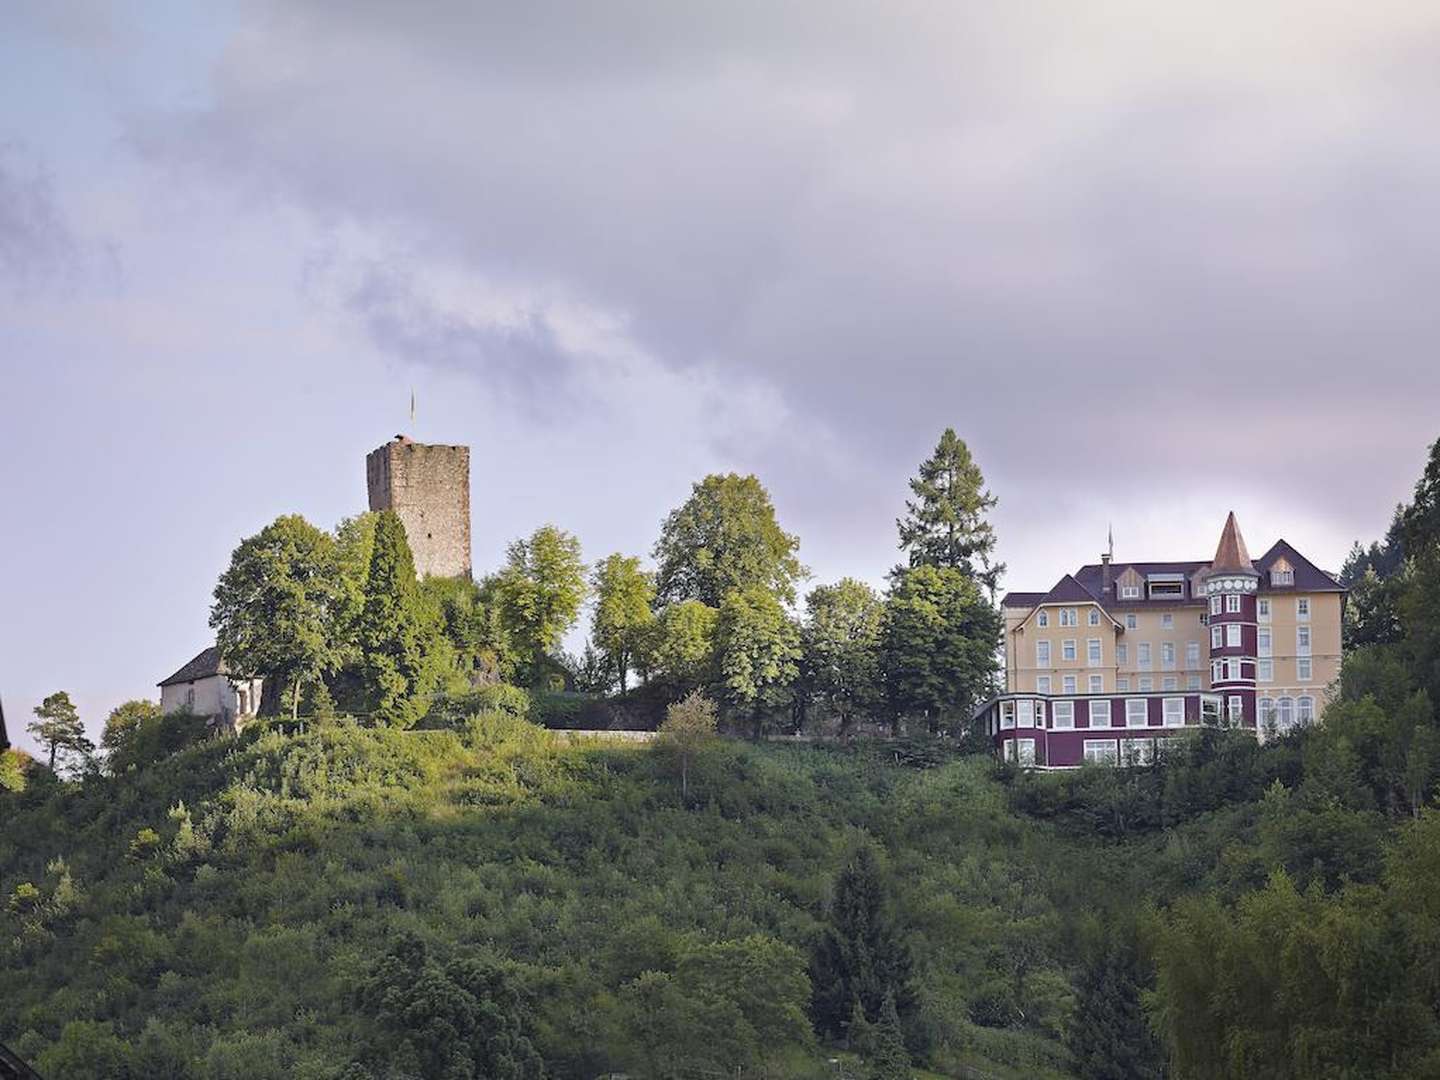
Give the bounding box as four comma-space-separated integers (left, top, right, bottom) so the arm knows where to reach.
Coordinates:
366, 439, 473, 580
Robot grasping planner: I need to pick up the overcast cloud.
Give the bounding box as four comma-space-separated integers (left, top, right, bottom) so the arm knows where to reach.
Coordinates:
2, 1, 1438, 750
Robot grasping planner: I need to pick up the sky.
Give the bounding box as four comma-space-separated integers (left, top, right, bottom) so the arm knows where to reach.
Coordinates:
3, 1, 1438, 754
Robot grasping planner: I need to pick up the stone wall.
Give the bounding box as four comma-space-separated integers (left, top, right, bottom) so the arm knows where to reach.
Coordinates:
366, 437, 473, 580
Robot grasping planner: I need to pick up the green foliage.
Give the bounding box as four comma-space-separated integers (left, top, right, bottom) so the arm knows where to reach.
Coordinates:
496, 525, 588, 684
802, 578, 884, 734
1, 748, 26, 793
657, 691, 718, 801
896, 428, 1003, 595
355, 510, 445, 727
715, 585, 802, 735
423, 573, 521, 686
1066, 940, 1162, 1080
650, 599, 719, 691
879, 567, 1001, 734
210, 514, 346, 718
28, 691, 93, 775
653, 473, 806, 606
590, 553, 656, 694
103, 703, 209, 775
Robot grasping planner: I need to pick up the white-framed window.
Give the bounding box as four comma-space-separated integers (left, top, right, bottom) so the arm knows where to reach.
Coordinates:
1089, 674, 1104, 693
1163, 676, 1178, 691
1298, 696, 1315, 724
1225, 659, 1240, 680
1117, 678, 1131, 692
1258, 628, 1272, 657
1297, 626, 1312, 655
1226, 624, 1242, 648
1126, 698, 1148, 727
1163, 614, 1176, 631
1036, 640, 1051, 666
1000, 701, 1015, 729
1201, 695, 1222, 724
1117, 643, 1129, 665
1088, 608, 1101, 626
1083, 738, 1118, 765
1120, 584, 1141, 600
1228, 696, 1244, 723
1298, 658, 1312, 681
1211, 659, 1222, 682
1125, 613, 1138, 630
1209, 595, 1222, 615
1211, 625, 1223, 649
1088, 638, 1102, 664
1297, 598, 1310, 621
1137, 643, 1152, 670
1163, 698, 1185, 727
1035, 701, 1046, 725
1271, 568, 1294, 586
1226, 594, 1241, 613
1017, 699, 1035, 726
1037, 611, 1049, 628
1277, 697, 1294, 729
1089, 699, 1112, 727
1122, 738, 1156, 766
1162, 642, 1176, 670
1139, 676, 1153, 692
1036, 675, 1052, 693
1016, 738, 1036, 766
1258, 598, 1271, 622
1258, 660, 1274, 682
1063, 674, 1077, 694
1186, 642, 1200, 669
1060, 607, 1078, 627
1063, 639, 1078, 661
1053, 701, 1075, 729
1187, 674, 1201, 690
1259, 697, 1275, 726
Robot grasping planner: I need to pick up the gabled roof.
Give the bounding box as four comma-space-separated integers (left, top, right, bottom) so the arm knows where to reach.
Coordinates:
1037, 574, 1100, 605
1210, 511, 1255, 573
159, 646, 227, 687
1256, 540, 1345, 592
1073, 560, 1209, 603
1002, 591, 1046, 608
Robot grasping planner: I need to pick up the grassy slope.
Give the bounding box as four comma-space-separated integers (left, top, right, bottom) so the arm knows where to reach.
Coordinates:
0, 719, 1171, 1078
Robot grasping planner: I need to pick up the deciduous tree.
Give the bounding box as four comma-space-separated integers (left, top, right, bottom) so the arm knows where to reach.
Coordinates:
210, 514, 346, 719
496, 525, 587, 685
590, 553, 656, 694
715, 586, 802, 737
658, 691, 718, 801
803, 578, 883, 735
650, 600, 719, 690
654, 473, 805, 606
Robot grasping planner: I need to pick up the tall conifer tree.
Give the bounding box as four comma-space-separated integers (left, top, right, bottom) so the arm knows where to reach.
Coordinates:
896, 429, 1003, 596
358, 511, 442, 726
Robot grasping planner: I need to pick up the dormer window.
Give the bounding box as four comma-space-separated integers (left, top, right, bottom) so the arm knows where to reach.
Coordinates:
1146, 573, 1185, 599
1119, 584, 1141, 600
1270, 568, 1294, 586
1088, 608, 1101, 626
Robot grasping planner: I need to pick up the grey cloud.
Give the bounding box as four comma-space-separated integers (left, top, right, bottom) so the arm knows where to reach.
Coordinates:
0, 148, 79, 288
136, 0, 1440, 547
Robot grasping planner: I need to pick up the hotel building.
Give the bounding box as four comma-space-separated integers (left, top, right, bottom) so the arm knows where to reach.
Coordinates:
977, 513, 1344, 768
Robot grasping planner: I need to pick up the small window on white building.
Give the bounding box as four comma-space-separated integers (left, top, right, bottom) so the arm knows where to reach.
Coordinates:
1016, 738, 1036, 766
1088, 638, 1102, 664
1163, 698, 1185, 727
1036, 675, 1051, 693
1258, 628, 1272, 657
1139, 676, 1153, 692
1089, 674, 1104, 693
1298, 658, 1312, 681
1137, 643, 1152, 670
1083, 739, 1119, 765
1187, 674, 1201, 690
1117, 678, 1131, 692
1089, 699, 1111, 727
1126, 698, 1148, 727
1298, 696, 1315, 724
1117, 643, 1129, 665
1125, 613, 1138, 630
1036, 640, 1051, 666
1053, 701, 1075, 729
1259, 697, 1275, 726
1088, 608, 1101, 626
1258, 598, 1271, 622
1120, 584, 1141, 600
1258, 660, 1274, 682
1228, 696, 1244, 723
1037, 611, 1049, 628
1060, 607, 1078, 627
1186, 642, 1200, 669
1297, 598, 1310, 620
1277, 697, 1294, 729
1017, 699, 1035, 726
1162, 642, 1175, 670
1063, 675, 1077, 694
1063, 639, 1078, 661
1297, 626, 1312, 655
1163, 676, 1178, 691
1271, 568, 1294, 586
1161, 613, 1174, 629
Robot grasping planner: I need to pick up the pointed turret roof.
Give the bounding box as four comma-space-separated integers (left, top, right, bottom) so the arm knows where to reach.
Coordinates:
1210, 511, 1254, 574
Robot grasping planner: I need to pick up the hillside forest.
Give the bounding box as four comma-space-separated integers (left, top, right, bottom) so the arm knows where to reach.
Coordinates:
4, 430, 1440, 1079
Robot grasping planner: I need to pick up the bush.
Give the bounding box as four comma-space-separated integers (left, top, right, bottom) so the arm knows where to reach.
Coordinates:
421, 685, 531, 730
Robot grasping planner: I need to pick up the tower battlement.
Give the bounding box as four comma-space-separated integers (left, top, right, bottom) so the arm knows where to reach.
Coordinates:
366, 436, 472, 580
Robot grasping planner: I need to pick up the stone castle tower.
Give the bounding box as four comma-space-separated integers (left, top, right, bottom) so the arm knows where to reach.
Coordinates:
366, 436, 472, 580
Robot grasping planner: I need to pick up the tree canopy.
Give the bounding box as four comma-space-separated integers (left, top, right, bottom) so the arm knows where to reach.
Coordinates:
27, 691, 92, 774
496, 525, 587, 685
897, 428, 1003, 594
590, 553, 656, 695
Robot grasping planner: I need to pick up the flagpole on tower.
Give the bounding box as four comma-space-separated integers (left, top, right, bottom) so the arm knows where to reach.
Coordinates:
410, 388, 415, 429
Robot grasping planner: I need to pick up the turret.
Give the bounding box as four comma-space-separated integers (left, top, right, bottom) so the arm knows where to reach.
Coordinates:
1204, 512, 1259, 728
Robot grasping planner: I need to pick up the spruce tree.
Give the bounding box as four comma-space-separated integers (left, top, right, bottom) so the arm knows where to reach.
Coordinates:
28, 691, 93, 773
896, 428, 1003, 596
867, 992, 912, 1080
810, 847, 918, 1049
1067, 942, 1163, 1080
358, 511, 443, 727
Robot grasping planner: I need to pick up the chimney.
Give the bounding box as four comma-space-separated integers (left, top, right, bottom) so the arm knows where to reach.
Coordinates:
1101, 552, 1113, 597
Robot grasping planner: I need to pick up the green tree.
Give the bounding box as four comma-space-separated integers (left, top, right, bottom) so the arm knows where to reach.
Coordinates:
715, 586, 802, 737
28, 691, 93, 773
497, 525, 588, 685
654, 473, 806, 606
1067, 941, 1163, 1080
896, 428, 1003, 595
879, 565, 1001, 734
866, 992, 911, 1080
810, 846, 918, 1050
590, 553, 656, 694
100, 699, 162, 759
357, 510, 444, 727
803, 578, 883, 735
210, 514, 346, 719
657, 691, 718, 801
650, 600, 719, 690
423, 574, 520, 686
1403, 436, 1440, 554
0, 748, 25, 793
